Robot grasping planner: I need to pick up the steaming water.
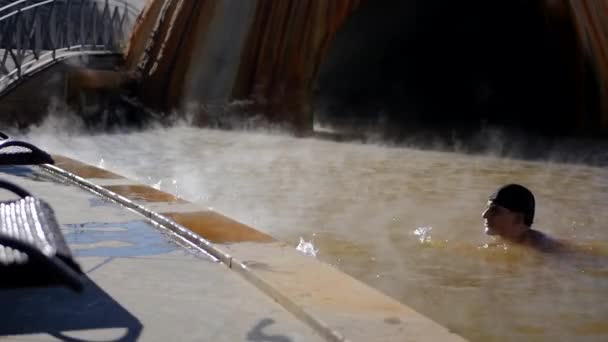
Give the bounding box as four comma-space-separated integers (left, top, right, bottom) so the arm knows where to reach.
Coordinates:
21, 121, 608, 341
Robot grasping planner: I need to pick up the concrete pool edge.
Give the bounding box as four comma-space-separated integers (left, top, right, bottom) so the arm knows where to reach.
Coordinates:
41, 155, 466, 342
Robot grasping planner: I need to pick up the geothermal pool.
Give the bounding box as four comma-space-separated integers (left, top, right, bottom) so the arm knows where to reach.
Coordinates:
23, 122, 608, 341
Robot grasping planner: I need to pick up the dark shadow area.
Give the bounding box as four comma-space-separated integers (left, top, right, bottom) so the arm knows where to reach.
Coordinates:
246, 318, 292, 342
0, 54, 157, 134
0, 276, 143, 341
314, 0, 599, 139
312, 126, 608, 167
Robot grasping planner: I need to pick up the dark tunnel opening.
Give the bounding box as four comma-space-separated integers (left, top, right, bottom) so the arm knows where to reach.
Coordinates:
313, 0, 596, 140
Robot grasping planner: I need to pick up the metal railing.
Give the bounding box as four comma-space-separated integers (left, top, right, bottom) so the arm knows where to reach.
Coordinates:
0, 0, 137, 94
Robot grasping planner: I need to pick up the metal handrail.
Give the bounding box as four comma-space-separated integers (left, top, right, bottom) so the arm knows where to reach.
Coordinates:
0, 0, 54, 21
0, 0, 139, 18
0, 0, 135, 95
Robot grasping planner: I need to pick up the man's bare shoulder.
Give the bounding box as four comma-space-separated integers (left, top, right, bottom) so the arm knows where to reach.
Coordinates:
527, 229, 567, 253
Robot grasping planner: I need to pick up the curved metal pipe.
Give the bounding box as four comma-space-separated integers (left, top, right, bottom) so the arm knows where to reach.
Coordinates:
0, 178, 32, 198
0, 234, 83, 291
0, 140, 54, 165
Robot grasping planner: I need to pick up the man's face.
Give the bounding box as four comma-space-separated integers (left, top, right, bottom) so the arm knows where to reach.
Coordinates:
482, 201, 520, 237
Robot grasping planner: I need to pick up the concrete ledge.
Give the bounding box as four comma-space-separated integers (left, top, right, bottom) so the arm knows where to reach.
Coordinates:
41, 155, 466, 342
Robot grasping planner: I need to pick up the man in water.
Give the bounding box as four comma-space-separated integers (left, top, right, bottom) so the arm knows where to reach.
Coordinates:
482, 184, 562, 252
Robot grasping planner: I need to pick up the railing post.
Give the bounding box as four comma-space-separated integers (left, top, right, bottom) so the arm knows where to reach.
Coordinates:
92, 1, 98, 49
15, 8, 22, 78
122, 3, 128, 44
79, 0, 85, 50
32, 6, 41, 60
66, 0, 72, 49
102, 0, 110, 49
50, 0, 57, 59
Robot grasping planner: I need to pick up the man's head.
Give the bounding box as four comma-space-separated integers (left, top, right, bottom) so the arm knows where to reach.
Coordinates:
482, 184, 535, 239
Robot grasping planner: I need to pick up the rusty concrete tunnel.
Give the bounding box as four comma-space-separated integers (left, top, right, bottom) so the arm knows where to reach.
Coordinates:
314, 0, 591, 137
28, 0, 606, 138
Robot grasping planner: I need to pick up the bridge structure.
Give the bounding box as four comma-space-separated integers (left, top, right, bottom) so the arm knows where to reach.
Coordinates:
0, 0, 138, 97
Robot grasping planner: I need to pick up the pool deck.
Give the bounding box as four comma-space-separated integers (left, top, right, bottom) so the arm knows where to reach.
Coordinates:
0, 155, 466, 341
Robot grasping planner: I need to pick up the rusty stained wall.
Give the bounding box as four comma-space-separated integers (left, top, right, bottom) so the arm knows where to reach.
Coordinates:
127, 0, 360, 133
126, 0, 210, 111
566, 0, 608, 131
541, 0, 608, 133
126, 0, 607, 135
230, 0, 361, 132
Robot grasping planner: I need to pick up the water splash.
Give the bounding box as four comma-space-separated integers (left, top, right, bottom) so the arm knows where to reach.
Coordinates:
296, 237, 318, 257
413, 226, 433, 244
152, 180, 162, 190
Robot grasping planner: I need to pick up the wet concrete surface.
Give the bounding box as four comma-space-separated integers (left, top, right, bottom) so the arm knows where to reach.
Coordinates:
0, 166, 324, 342
28, 154, 466, 341
53, 155, 123, 179
162, 211, 275, 244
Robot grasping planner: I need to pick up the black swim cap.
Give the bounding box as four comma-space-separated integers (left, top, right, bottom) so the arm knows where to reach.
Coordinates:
489, 184, 535, 226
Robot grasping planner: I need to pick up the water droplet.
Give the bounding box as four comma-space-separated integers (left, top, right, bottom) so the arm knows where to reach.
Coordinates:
413, 226, 433, 243
296, 237, 318, 257
152, 180, 162, 190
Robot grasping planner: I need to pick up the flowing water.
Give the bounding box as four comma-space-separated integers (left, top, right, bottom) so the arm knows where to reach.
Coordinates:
21, 121, 608, 341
